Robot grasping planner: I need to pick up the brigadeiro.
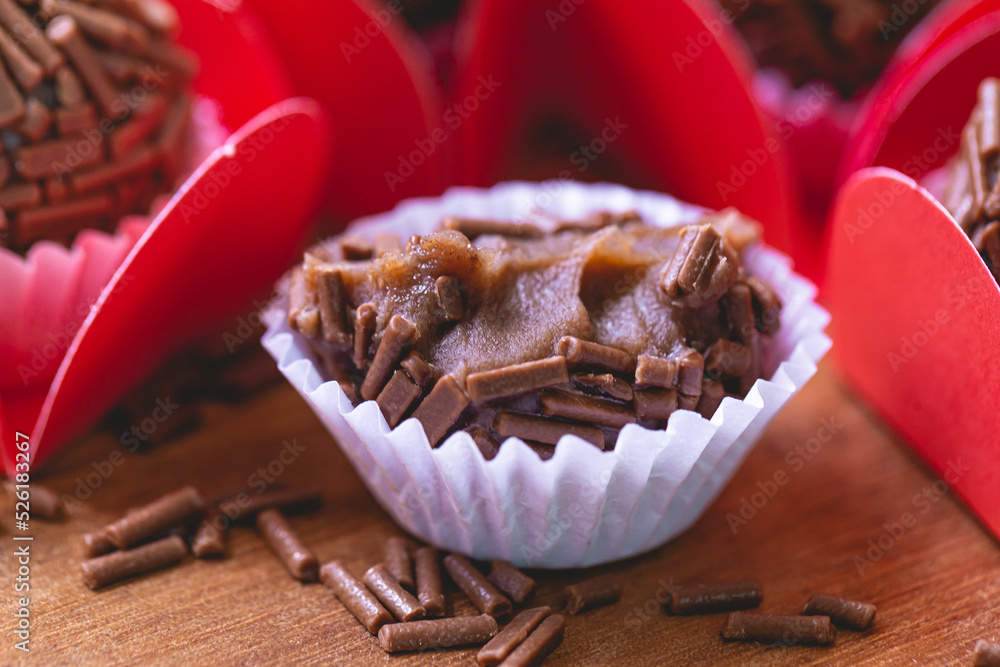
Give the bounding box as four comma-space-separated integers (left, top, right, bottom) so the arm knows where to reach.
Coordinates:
263, 181, 829, 567
0, 0, 197, 254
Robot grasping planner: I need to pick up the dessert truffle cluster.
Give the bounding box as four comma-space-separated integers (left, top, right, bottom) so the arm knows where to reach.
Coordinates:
0, 0, 196, 254
942, 78, 1000, 280
287, 209, 783, 457
718, 0, 942, 96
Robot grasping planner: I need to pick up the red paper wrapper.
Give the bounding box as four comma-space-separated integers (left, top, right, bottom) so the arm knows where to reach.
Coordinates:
828, 2, 1000, 539
449, 0, 799, 261
0, 0, 335, 473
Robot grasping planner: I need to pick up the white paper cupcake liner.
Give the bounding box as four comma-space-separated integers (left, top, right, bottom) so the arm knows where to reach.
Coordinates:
262, 181, 831, 568
0, 96, 228, 391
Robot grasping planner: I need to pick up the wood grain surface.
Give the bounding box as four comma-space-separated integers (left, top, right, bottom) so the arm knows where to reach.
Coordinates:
2, 361, 998, 665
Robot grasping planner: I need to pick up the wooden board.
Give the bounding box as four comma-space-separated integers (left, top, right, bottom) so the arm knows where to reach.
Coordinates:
3, 361, 999, 665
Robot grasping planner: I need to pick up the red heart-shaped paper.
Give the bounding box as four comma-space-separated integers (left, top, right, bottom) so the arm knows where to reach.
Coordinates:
171, 0, 294, 128
827, 168, 1000, 538
244, 0, 445, 221
840, 8, 1000, 180
1, 98, 331, 473
451, 0, 799, 256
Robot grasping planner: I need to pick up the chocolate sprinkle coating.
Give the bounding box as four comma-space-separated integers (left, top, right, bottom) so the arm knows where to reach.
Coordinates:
289, 211, 782, 456
0, 0, 196, 255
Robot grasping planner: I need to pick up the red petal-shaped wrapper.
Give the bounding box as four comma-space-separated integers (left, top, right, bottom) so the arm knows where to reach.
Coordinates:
826, 169, 1000, 537
840, 5, 1000, 179
171, 0, 294, 127
451, 0, 798, 256
1, 98, 331, 474
244, 0, 445, 220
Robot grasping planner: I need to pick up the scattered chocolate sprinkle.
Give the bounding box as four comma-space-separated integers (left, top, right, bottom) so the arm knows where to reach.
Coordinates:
321, 560, 394, 635
103, 486, 204, 549
353, 304, 377, 369
363, 563, 426, 622
339, 234, 373, 260
316, 269, 348, 343
256, 508, 318, 582
633, 387, 678, 421
191, 510, 226, 558
556, 336, 634, 375
378, 614, 499, 653
499, 613, 565, 667
494, 410, 604, 449
571, 372, 633, 401
665, 581, 763, 615
467, 357, 569, 403
704, 340, 752, 379
564, 574, 622, 614
375, 370, 421, 428
411, 375, 469, 447
746, 277, 781, 335
801, 594, 876, 631
477, 606, 551, 666
414, 546, 446, 617
721, 611, 835, 646
539, 388, 635, 428
676, 348, 705, 397
81, 534, 186, 589
384, 536, 414, 591
83, 530, 115, 558
373, 231, 402, 257
435, 275, 464, 321
443, 553, 512, 619
634, 355, 677, 389
466, 425, 500, 459
361, 315, 417, 400
400, 351, 436, 389
29, 483, 64, 520
697, 379, 727, 419
487, 560, 536, 604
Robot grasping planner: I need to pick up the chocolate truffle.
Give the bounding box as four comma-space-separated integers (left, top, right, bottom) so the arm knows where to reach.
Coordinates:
0, 0, 196, 254
717, 0, 942, 97
941, 78, 1000, 280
